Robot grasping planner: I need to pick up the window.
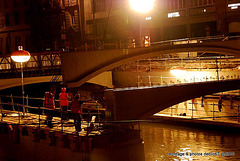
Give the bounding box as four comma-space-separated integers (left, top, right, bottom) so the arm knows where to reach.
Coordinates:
24, 0, 29, 5
92, 0, 108, 13
15, 36, 21, 51
96, 22, 105, 38
13, 0, 18, 7
6, 37, 10, 54
24, 11, 30, 24
14, 12, 19, 25
25, 35, 31, 51
167, 0, 186, 11
190, 0, 215, 7
5, 13, 9, 26
0, 16, 4, 28
4, 0, 8, 8
0, 38, 3, 55
194, 0, 198, 6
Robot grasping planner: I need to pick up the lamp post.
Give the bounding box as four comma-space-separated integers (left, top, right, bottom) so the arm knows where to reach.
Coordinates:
11, 47, 31, 116
129, 0, 155, 47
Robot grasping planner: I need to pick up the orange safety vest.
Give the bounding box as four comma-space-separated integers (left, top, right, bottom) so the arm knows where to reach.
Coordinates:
59, 92, 69, 107
45, 92, 55, 109
71, 99, 82, 114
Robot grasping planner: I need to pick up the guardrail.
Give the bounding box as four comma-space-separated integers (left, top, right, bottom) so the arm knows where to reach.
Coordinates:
0, 51, 63, 78
158, 101, 240, 123
0, 95, 105, 126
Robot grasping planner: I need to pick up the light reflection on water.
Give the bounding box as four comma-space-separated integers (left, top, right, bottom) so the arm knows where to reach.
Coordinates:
140, 123, 240, 161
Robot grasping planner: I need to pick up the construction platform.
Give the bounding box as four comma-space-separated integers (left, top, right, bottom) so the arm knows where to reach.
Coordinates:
0, 109, 102, 136
0, 109, 144, 161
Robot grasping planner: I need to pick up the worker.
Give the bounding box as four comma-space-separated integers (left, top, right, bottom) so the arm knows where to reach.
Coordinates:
44, 92, 55, 127
59, 87, 69, 123
71, 94, 84, 132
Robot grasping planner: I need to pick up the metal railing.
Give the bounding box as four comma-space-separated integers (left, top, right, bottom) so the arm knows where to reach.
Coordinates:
0, 51, 63, 79
136, 74, 240, 87
0, 95, 105, 132
158, 101, 240, 123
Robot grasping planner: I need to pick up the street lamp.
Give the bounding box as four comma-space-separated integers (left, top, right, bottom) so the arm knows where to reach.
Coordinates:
129, 0, 155, 13
11, 47, 31, 116
129, 0, 155, 47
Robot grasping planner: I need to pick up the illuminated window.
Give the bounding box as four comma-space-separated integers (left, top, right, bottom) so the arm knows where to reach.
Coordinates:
145, 17, 152, 20
68, 0, 75, 6
228, 3, 240, 10
144, 36, 150, 47
168, 12, 180, 18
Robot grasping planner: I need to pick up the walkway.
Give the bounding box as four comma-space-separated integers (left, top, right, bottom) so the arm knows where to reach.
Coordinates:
0, 109, 102, 136
153, 113, 240, 128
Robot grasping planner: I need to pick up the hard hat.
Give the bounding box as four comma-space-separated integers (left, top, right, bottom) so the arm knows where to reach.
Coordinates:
61, 87, 66, 93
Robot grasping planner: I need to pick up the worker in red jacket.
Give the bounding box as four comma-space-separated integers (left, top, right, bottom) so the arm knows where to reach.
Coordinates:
59, 87, 69, 122
44, 92, 55, 127
71, 94, 84, 132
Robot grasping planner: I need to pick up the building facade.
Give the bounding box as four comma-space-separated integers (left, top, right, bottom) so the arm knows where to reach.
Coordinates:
0, 0, 84, 55
0, 0, 239, 55
82, 0, 240, 48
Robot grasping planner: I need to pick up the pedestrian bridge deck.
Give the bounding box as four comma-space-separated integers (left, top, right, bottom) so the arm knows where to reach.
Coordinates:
153, 113, 240, 128
105, 79, 240, 121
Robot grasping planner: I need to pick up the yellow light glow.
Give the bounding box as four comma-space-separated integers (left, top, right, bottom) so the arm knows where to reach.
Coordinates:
11, 55, 30, 63
170, 67, 186, 77
129, 0, 155, 13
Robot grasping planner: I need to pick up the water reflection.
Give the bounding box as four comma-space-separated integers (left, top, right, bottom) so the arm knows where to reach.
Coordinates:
141, 123, 240, 161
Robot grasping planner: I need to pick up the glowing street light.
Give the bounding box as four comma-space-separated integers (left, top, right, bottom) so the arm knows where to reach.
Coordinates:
170, 67, 186, 77
11, 47, 31, 116
129, 0, 155, 47
129, 0, 155, 13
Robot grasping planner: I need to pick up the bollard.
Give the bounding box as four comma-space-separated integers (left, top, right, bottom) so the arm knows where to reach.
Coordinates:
2, 123, 9, 134
22, 126, 28, 136
73, 135, 81, 152
62, 133, 70, 148
32, 127, 40, 142
82, 136, 92, 153
39, 129, 46, 140
13, 125, 20, 144
49, 131, 56, 146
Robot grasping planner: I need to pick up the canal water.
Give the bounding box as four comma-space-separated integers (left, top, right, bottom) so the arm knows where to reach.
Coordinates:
140, 122, 240, 161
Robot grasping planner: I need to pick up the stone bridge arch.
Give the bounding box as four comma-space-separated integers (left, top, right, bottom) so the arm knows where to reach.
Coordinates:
105, 79, 240, 121
62, 39, 240, 88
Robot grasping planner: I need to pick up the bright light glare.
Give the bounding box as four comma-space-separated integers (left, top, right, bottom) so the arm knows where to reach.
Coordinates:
168, 12, 180, 18
11, 55, 30, 63
129, 0, 154, 13
170, 67, 186, 77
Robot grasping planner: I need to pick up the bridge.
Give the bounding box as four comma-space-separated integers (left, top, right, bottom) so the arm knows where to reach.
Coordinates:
61, 36, 240, 88
0, 52, 62, 90
0, 51, 112, 90
1, 36, 240, 89
104, 79, 240, 121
